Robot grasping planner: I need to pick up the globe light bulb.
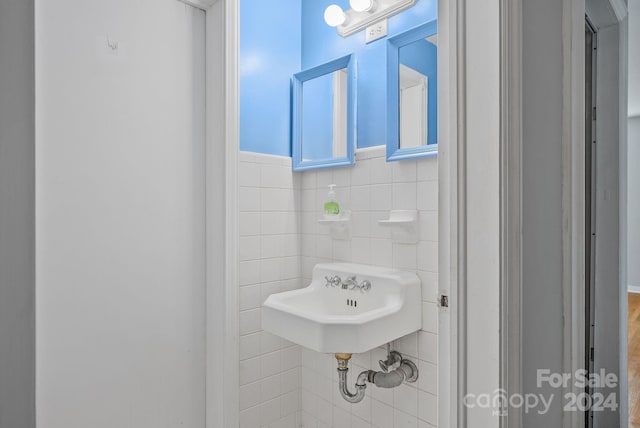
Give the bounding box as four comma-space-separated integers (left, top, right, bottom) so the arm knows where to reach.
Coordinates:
324, 4, 346, 27
350, 0, 374, 12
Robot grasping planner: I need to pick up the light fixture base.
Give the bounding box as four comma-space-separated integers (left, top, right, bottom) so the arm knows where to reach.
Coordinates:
337, 0, 417, 37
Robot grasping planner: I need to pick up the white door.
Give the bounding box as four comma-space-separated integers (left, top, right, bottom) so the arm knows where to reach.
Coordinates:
35, 1, 206, 426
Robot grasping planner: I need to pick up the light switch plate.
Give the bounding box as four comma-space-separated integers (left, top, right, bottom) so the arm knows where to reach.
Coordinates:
365, 19, 388, 44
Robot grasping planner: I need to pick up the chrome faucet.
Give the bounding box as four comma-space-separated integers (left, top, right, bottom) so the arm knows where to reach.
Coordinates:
342, 276, 358, 290
325, 274, 372, 292
325, 275, 342, 288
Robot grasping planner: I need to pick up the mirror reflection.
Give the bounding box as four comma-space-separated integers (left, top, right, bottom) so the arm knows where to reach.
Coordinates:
398, 34, 437, 149
301, 69, 348, 161
292, 54, 355, 171
386, 20, 438, 161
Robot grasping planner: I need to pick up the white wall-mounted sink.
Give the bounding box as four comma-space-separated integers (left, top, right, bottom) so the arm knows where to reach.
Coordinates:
262, 263, 421, 354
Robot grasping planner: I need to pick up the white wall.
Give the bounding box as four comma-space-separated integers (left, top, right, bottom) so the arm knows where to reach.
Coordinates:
237, 148, 440, 428
298, 147, 439, 428
628, 0, 640, 290
593, 22, 622, 428
629, 117, 640, 289
628, 0, 640, 117
521, 0, 566, 425
35, 1, 207, 426
237, 152, 302, 428
0, 1, 36, 426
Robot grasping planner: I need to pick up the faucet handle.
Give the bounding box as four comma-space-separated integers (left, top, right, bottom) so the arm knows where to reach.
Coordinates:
359, 280, 371, 292
325, 275, 341, 287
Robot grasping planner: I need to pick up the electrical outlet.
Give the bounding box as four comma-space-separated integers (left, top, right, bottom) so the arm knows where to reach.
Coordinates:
365, 18, 388, 44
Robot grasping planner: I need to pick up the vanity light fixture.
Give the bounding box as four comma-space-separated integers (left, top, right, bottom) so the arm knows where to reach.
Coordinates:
350, 0, 375, 12
324, 4, 347, 27
324, 0, 416, 38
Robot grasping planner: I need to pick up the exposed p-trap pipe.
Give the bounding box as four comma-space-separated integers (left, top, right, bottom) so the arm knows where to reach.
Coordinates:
334, 348, 419, 403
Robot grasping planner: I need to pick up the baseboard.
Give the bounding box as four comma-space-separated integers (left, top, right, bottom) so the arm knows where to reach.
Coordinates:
628, 285, 640, 294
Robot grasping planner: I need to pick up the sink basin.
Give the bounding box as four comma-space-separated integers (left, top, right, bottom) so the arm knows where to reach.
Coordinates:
262, 263, 421, 354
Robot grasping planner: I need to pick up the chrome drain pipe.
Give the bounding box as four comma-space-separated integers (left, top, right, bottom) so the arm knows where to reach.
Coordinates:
335, 348, 419, 404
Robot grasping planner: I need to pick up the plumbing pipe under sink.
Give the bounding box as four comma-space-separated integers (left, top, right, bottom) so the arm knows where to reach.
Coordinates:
335, 348, 419, 403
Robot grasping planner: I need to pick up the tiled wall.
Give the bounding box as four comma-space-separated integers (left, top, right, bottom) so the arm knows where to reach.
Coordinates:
237, 148, 439, 428
299, 147, 439, 428
238, 152, 303, 428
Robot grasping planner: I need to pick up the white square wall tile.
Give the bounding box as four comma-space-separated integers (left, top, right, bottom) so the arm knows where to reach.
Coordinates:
240, 186, 261, 212
240, 212, 261, 236
393, 243, 417, 270
417, 157, 437, 181
418, 360, 438, 395
332, 240, 352, 262
301, 171, 317, 189
393, 160, 417, 183
371, 157, 393, 184
371, 399, 394, 427
419, 210, 438, 242
239, 236, 261, 261
418, 391, 438, 426
394, 409, 418, 428
280, 391, 300, 419
417, 181, 438, 211
371, 238, 393, 268
418, 271, 438, 302
260, 375, 281, 402
316, 169, 335, 189
332, 405, 351, 428
281, 367, 299, 393
417, 241, 438, 273
418, 331, 438, 364
261, 331, 284, 354
332, 166, 352, 188
239, 308, 261, 335
351, 185, 372, 211
351, 158, 372, 186
261, 281, 283, 304
351, 237, 372, 264
370, 184, 392, 211
280, 345, 301, 368
370, 211, 392, 239
240, 404, 261, 428
261, 235, 284, 259
260, 258, 282, 283
351, 211, 372, 238
422, 301, 438, 334
239, 284, 261, 311
392, 182, 417, 210
240, 332, 261, 360
262, 188, 295, 212
259, 397, 281, 425
395, 332, 418, 359
261, 351, 281, 378
239, 161, 262, 187
239, 260, 261, 286
261, 164, 293, 189
240, 357, 261, 385
351, 395, 372, 422
394, 384, 418, 417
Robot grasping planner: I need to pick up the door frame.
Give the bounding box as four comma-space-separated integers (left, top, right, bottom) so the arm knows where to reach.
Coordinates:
560, 0, 626, 427
184, 0, 506, 427
177, 0, 240, 427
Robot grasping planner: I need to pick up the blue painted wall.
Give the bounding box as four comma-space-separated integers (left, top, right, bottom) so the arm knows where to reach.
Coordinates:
240, 0, 301, 156
400, 39, 438, 145
302, 0, 437, 148
240, 0, 437, 155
